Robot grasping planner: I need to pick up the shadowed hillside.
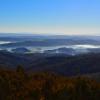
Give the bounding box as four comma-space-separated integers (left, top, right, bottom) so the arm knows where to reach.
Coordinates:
0, 51, 100, 77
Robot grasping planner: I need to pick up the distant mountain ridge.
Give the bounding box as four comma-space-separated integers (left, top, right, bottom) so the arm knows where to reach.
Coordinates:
0, 39, 100, 48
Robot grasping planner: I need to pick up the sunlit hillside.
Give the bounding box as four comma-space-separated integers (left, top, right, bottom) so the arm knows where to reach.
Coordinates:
0, 67, 100, 100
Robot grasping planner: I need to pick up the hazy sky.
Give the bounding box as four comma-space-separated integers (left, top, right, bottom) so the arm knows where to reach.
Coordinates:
0, 0, 100, 35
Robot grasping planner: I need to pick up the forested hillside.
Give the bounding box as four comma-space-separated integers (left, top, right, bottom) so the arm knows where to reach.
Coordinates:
0, 67, 100, 100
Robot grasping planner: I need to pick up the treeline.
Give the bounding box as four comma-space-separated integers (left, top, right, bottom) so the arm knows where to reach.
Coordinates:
0, 66, 100, 100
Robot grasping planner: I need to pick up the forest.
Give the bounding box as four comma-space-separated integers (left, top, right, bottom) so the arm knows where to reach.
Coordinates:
0, 66, 100, 100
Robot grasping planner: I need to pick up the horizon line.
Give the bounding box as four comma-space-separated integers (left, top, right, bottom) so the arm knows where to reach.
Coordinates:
0, 32, 100, 36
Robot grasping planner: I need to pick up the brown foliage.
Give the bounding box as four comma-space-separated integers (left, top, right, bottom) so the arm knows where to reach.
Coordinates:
0, 68, 99, 100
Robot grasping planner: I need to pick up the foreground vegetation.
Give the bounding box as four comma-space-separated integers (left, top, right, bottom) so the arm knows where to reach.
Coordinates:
0, 66, 100, 100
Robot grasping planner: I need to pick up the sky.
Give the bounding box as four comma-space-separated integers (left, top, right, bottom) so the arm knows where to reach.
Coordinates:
0, 0, 100, 35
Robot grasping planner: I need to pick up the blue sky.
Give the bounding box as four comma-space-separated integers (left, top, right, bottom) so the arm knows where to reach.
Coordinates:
0, 0, 100, 35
